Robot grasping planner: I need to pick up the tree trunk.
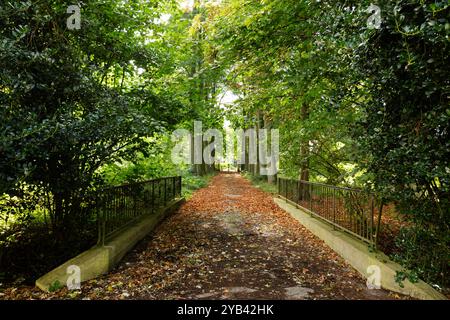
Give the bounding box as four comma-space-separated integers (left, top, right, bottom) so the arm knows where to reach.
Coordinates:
299, 103, 310, 200
264, 114, 277, 184
254, 110, 261, 177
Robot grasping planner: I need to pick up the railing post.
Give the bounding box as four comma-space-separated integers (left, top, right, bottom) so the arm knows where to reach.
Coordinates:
172, 177, 176, 200
97, 194, 106, 246
284, 179, 287, 202
164, 178, 167, 205
132, 185, 137, 219
151, 180, 155, 215
333, 188, 336, 230
96, 176, 182, 243
370, 195, 375, 245
309, 182, 312, 215
97, 208, 103, 246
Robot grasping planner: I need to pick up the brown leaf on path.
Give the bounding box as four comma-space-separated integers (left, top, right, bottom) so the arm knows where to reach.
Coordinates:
0, 174, 412, 300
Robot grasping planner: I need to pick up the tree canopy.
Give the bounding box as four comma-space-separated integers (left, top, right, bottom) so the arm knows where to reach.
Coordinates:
0, 0, 448, 290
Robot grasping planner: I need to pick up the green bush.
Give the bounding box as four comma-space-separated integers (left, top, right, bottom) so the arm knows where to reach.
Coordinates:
0, 220, 96, 284
393, 225, 450, 288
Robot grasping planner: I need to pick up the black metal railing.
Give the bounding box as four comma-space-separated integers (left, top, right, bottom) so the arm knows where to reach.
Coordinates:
277, 178, 379, 245
95, 176, 182, 245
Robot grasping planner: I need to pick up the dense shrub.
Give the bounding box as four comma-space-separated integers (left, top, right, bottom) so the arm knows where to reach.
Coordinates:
393, 225, 450, 288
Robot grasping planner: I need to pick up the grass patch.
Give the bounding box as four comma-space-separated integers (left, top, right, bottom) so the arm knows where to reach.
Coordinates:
241, 172, 278, 194
182, 173, 216, 199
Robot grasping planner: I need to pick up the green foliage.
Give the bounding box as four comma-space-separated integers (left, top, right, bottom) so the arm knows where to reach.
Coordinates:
182, 173, 215, 199
0, 0, 197, 283
0, 0, 176, 231
212, 0, 365, 184
351, 0, 450, 287
101, 134, 182, 185
0, 213, 97, 284
242, 172, 278, 195
0, 0, 448, 291
393, 225, 449, 287
212, 0, 449, 288
48, 280, 63, 293
101, 132, 215, 199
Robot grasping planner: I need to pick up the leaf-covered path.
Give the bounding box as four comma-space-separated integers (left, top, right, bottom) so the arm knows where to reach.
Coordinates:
2, 174, 406, 300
